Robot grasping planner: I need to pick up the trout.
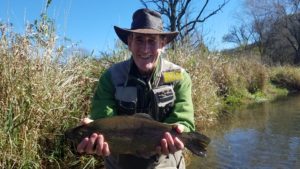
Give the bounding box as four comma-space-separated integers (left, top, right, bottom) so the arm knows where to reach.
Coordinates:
65, 115, 210, 158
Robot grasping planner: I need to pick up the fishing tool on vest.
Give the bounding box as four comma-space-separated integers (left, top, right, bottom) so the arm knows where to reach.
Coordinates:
151, 85, 175, 121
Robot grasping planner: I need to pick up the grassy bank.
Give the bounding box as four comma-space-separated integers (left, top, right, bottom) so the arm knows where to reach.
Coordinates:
1, 23, 300, 168
166, 49, 295, 129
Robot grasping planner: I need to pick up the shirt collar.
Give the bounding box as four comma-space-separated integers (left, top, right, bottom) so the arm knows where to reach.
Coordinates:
128, 56, 162, 87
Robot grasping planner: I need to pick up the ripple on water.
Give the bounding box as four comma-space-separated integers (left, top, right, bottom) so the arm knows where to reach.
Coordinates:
189, 94, 300, 169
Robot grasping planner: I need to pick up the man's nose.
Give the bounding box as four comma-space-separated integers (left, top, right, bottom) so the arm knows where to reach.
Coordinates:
141, 42, 151, 53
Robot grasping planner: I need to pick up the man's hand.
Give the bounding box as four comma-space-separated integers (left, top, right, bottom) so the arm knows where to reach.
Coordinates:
76, 118, 110, 156
157, 124, 185, 155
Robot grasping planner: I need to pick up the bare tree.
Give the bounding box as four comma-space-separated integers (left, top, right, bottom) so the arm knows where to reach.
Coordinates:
222, 23, 253, 49
140, 0, 229, 45
276, 0, 300, 64
244, 0, 300, 64
245, 0, 278, 56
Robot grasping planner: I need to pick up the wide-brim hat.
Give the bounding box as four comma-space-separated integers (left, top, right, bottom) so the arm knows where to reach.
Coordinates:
114, 8, 179, 45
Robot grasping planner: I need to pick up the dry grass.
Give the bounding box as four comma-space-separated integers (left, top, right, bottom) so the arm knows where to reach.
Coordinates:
166, 48, 270, 129
0, 22, 109, 168
166, 48, 221, 129
270, 66, 300, 91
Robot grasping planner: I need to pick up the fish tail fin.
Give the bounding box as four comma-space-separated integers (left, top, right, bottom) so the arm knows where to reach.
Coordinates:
183, 132, 211, 157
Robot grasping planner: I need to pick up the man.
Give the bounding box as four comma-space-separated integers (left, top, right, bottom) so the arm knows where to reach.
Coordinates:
77, 8, 195, 169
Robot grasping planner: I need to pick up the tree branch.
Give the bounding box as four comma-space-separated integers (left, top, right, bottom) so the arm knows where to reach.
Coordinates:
181, 0, 229, 35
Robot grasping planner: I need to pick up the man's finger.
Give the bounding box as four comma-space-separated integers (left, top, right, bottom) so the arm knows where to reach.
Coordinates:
174, 137, 184, 150
80, 118, 93, 125
95, 135, 104, 156
86, 133, 98, 154
173, 124, 185, 133
161, 138, 169, 155
77, 137, 89, 153
102, 142, 110, 156
156, 146, 162, 154
165, 132, 176, 154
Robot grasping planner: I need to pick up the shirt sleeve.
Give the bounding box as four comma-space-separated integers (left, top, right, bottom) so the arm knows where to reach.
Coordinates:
89, 70, 117, 120
164, 70, 195, 132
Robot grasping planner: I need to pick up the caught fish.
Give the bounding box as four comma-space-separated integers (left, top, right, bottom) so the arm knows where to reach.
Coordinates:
65, 115, 210, 158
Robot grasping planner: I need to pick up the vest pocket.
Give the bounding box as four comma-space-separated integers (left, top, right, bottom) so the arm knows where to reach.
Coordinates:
115, 86, 137, 115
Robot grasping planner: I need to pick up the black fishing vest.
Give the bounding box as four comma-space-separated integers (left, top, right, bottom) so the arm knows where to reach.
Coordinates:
108, 58, 184, 122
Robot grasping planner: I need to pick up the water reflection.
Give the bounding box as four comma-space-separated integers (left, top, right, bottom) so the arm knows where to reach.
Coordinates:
190, 94, 300, 169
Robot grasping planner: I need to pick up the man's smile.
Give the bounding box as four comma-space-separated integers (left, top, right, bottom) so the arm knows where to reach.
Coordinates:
140, 55, 152, 60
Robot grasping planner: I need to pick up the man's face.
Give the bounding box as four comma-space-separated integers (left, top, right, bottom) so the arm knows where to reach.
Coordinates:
128, 33, 166, 75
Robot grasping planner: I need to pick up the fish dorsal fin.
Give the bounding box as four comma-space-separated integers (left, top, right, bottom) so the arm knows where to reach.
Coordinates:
133, 113, 153, 120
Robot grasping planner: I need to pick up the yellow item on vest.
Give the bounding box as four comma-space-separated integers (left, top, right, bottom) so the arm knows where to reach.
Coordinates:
163, 70, 182, 83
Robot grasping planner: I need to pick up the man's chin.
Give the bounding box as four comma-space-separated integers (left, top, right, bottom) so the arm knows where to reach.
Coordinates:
138, 67, 154, 75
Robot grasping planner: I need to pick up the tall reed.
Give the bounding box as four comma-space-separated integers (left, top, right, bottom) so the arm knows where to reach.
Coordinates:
0, 20, 110, 168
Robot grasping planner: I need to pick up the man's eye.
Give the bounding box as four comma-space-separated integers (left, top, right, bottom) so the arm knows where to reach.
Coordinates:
135, 38, 143, 43
148, 39, 156, 45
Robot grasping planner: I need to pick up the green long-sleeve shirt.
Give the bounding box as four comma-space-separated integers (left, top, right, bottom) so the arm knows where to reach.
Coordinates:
90, 59, 195, 132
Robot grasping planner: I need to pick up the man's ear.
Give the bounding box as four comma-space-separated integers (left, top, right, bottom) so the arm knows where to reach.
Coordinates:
127, 34, 132, 50
160, 36, 167, 47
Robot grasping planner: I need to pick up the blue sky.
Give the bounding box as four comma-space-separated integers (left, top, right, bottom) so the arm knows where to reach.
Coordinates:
0, 0, 244, 53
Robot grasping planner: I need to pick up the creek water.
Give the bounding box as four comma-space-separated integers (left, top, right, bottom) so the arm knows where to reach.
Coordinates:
189, 94, 300, 169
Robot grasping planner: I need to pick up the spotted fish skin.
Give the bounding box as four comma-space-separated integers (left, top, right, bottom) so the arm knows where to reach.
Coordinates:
65, 115, 210, 158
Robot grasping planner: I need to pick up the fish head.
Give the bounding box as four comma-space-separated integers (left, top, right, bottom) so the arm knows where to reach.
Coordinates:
64, 125, 90, 143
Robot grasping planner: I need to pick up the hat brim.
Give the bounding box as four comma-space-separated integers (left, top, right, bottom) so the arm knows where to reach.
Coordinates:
114, 26, 178, 45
